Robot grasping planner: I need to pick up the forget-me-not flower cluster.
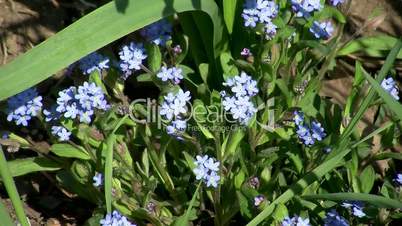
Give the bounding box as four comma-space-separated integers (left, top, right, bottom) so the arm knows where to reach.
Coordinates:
156, 66, 184, 84
100, 210, 136, 226
221, 72, 259, 125
282, 215, 311, 226
242, 0, 279, 39
324, 209, 349, 226
51, 126, 71, 141
140, 19, 172, 46
309, 21, 334, 39
341, 201, 366, 218
78, 52, 110, 75
7, 88, 42, 126
118, 42, 147, 80
381, 77, 399, 100
160, 89, 191, 136
193, 155, 221, 188
293, 111, 326, 146
55, 82, 109, 124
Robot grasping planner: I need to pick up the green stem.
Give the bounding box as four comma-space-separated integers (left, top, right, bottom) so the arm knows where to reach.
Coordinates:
139, 126, 178, 202
0, 147, 29, 226
214, 131, 223, 226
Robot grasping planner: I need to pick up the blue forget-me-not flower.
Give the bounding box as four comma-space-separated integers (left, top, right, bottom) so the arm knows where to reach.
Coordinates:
93, 172, 103, 187
193, 155, 221, 188
51, 126, 71, 141
55, 82, 109, 124
293, 111, 326, 146
381, 77, 399, 100
395, 173, 402, 186
242, 0, 279, 39
221, 72, 259, 125
78, 52, 110, 75
160, 89, 191, 137
140, 19, 172, 46
156, 66, 184, 84
324, 209, 349, 226
282, 215, 311, 226
7, 88, 42, 126
291, 0, 323, 18
341, 201, 366, 218
118, 42, 147, 80
309, 21, 334, 39
100, 210, 136, 226
330, 0, 345, 6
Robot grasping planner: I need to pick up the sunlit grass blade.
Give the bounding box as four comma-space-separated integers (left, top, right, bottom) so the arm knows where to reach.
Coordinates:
0, 147, 29, 226
0, 201, 14, 226
0, 0, 223, 101
302, 193, 402, 209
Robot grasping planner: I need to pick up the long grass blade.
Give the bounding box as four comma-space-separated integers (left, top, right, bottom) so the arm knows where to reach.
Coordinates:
302, 193, 402, 209
0, 0, 222, 100
0, 147, 29, 226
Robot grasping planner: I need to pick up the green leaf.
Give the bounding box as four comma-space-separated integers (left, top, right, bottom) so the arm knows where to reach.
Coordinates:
0, 0, 223, 100
50, 144, 91, 160
302, 193, 402, 209
146, 44, 162, 72
0, 201, 14, 226
220, 52, 239, 78
358, 165, 375, 193
271, 204, 288, 222
136, 73, 152, 82
224, 129, 245, 159
198, 63, 209, 86
223, 0, 238, 34
363, 72, 402, 121
8, 157, 61, 177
